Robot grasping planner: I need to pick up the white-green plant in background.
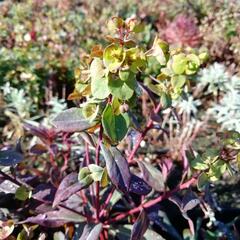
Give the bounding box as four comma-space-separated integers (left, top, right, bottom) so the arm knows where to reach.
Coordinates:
1, 82, 36, 119
209, 74, 240, 132
197, 62, 230, 95
173, 92, 201, 119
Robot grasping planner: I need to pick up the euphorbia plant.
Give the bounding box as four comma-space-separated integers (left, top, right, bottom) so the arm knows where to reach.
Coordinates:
50, 16, 208, 238
2, 17, 237, 239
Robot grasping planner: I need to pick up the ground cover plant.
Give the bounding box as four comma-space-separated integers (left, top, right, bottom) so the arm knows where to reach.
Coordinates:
1, 1, 240, 239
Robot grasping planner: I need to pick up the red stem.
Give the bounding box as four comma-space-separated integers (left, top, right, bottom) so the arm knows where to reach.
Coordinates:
128, 102, 162, 163
99, 186, 115, 218
106, 177, 196, 223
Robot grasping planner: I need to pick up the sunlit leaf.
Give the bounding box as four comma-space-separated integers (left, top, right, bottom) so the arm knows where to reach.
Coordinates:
21, 207, 85, 227
0, 220, 14, 240
137, 160, 165, 192
81, 223, 103, 240
103, 44, 125, 72
15, 186, 32, 201
52, 108, 97, 132
171, 53, 187, 75
53, 173, 90, 207
100, 144, 131, 193
129, 174, 152, 195
102, 104, 130, 142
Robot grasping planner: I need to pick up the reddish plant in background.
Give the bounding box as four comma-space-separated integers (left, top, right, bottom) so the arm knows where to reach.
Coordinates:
161, 14, 201, 48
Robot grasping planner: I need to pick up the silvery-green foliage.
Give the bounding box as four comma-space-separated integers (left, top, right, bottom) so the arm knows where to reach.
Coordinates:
209, 74, 240, 132
197, 63, 230, 95
41, 97, 67, 127
47, 97, 67, 119
1, 82, 36, 118
174, 94, 201, 118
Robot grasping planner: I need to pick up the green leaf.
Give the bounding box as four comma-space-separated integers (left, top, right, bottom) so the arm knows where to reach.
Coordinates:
100, 168, 109, 187
82, 103, 99, 122
102, 104, 130, 142
107, 17, 124, 32
103, 44, 125, 72
185, 54, 200, 75
89, 164, 104, 182
161, 92, 172, 109
90, 58, 105, 81
90, 58, 110, 99
171, 54, 187, 75
171, 75, 186, 90
237, 152, 240, 170
132, 23, 145, 33
146, 37, 169, 65
125, 47, 147, 73
119, 70, 135, 82
191, 155, 208, 170
108, 77, 134, 100
78, 167, 94, 186
197, 172, 208, 191
15, 186, 32, 201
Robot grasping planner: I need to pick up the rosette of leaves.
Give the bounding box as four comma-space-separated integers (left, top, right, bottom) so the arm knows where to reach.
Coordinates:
196, 62, 230, 96
209, 75, 240, 132
162, 14, 201, 48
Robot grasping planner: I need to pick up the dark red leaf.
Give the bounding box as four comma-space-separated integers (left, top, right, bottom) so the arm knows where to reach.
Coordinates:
0, 149, 24, 166
52, 173, 85, 207
33, 184, 56, 202
130, 210, 149, 240
79, 223, 103, 240
129, 174, 152, 195
52, 108, 96, 132
101, 144, 131, 193
20, 207, 84, 227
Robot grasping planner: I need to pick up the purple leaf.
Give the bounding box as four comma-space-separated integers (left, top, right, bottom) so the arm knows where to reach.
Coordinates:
30, 144, 48, 155
130, 210, 149, 240
24, 122, 55, 145
20, 207, 84, 227
129, 174, 152, 195
52, 108, 96, 132
100, 144, 131, 193
181, 191, 200, 213
52, 173, 86, 208
0, 149, 24, 166
169, 191, 200, 213
32, 184, 56, 202
137, 160, 164, 192
79, 223, 103, 240
0, 179, 18, 194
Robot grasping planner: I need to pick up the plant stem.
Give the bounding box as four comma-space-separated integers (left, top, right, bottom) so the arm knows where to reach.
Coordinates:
99, 186, 115, 218
128, 102, 162, 163
0, 169, 33, 190
95, 125, 103, 221
106, 177, 196, 223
